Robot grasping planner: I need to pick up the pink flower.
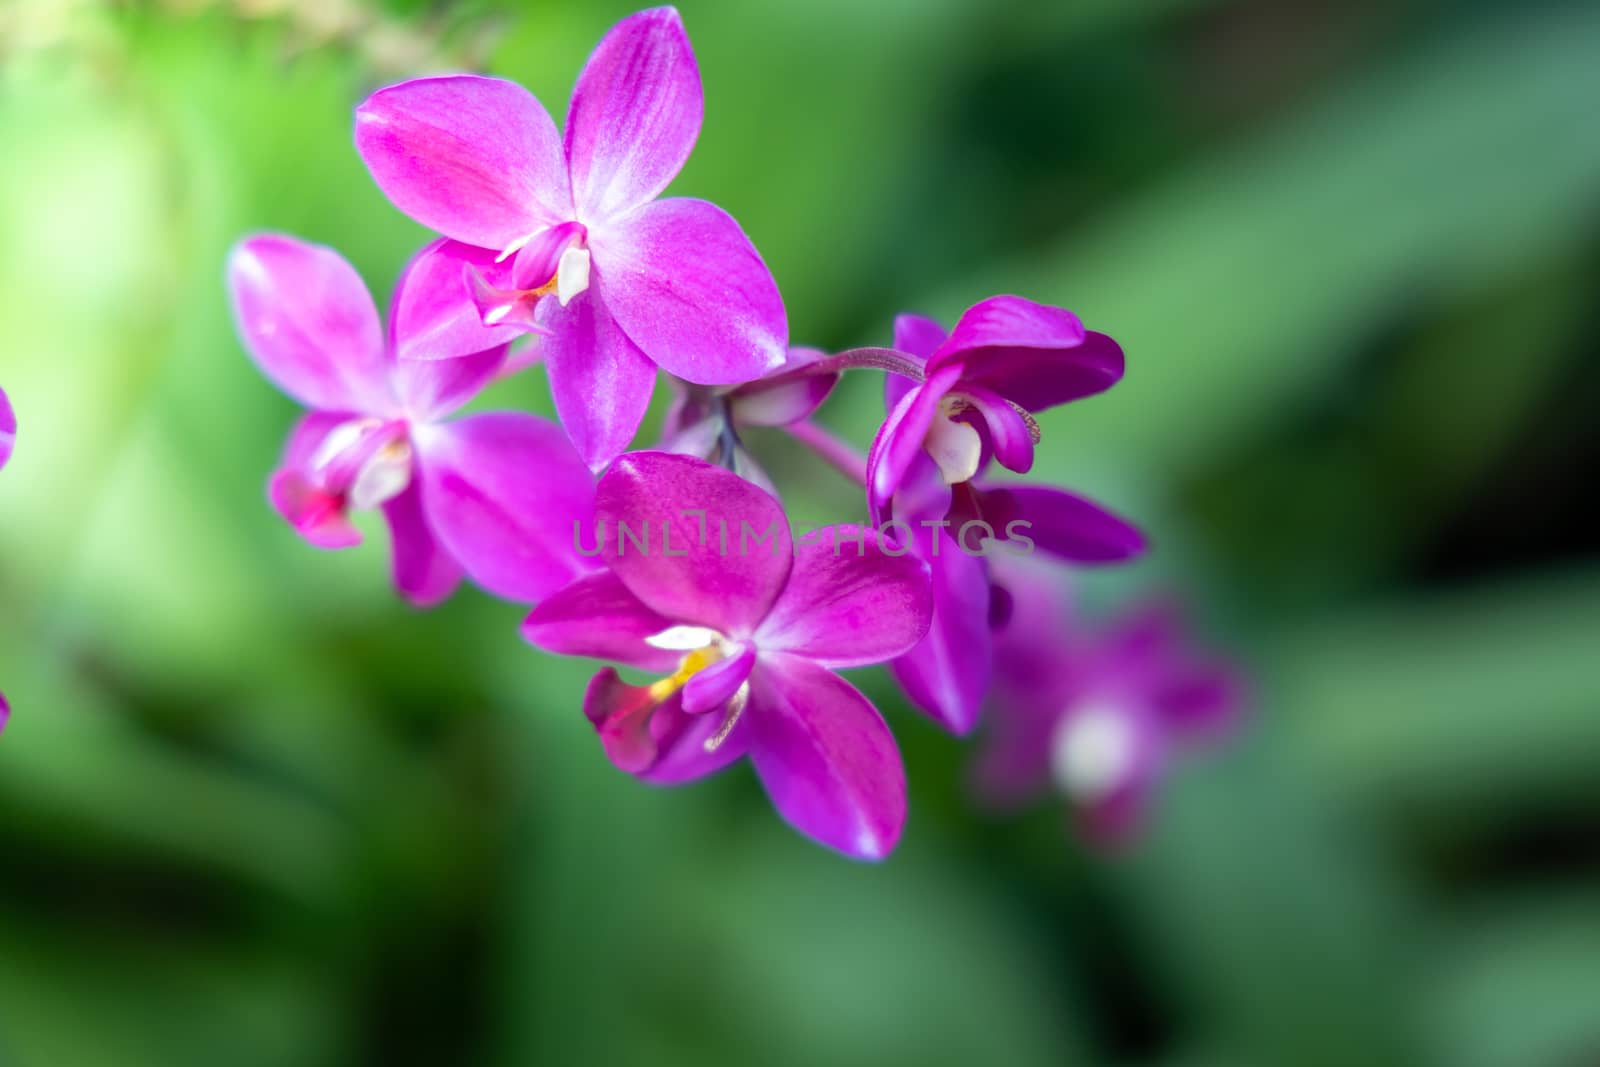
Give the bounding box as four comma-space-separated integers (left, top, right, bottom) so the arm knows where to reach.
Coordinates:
0, 385, 14, 473
973, 561, 1247, 844
522, 452, 932, 860
355, 7, 789, 468
1, 385, 11, 733
227, 233, 595, 606
867, 296, 1123, 513
866, 310, 1144, 736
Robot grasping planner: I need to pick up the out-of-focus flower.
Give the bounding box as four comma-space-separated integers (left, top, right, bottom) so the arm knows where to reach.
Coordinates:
973, 562, 1247, 844
356, 6, 788, 468
658, 348, 838, 495
0, 385, 14, 472
866, 296, 1123, 513
522, 452, 931, 859
1, 385, 10, 735
227, 233, 595, 605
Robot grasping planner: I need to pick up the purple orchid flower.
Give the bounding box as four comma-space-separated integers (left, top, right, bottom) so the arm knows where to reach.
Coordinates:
866, 295, 1123, 514
0, 385, 13, 473
355, 6, 789, 469
862, 312, 1144, 736
522, 451, 932, 860
973, 560, 1246, 844
227, 233, 596, 606
658, 348, 839, 495
1, 386, 10, 734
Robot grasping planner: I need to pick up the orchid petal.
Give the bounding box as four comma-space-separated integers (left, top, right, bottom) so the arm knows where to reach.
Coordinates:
565, 6, 703, 221
639, 697, 752, 784
980, 485, 1146, 563
866, 361, 962, 509
0, 386, 13, 472
959, 331, 1125, 412
888, 526, 992, 735
893, 313, 948, 360
755, 525, 931, 668
682, 644, 756, 714
394, 345, 507, 423
590, 197, 787, 384
959, 384, 1035, 474
584, 668, 669, 774
747, 653, 906, 861
391, 239, 526, 363
596, 452, 793, 636
730, 349, 838, 427
509, 221, 586, 290
539, 287, 657, 469
413, 412, 595, 603
521, 570, 678, 672
930, 295, 1086, 371
381, 481, 463, 606
1156, 660, 1248, 740
355, 75, 570, 250
267, 412, 365, 549
227, 235, 391, 413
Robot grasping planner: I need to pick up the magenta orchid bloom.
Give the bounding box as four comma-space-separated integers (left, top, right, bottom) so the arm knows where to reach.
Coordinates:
355, 6, 789, 468
0, 385, 14, 472
867, 296, 1123, 514
871, 307, 1144, 736
1, 386, 10, 734
227, 233, 595, 606
973, 560, 1246, 844
523, 451, 932, 859
658, 347, 838, 494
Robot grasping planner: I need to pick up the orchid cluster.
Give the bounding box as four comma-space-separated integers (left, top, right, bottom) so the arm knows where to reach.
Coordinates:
224, 7, 1242, 859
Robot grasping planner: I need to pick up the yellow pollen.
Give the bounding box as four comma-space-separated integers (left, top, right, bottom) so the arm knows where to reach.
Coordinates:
646, 645, 724, 703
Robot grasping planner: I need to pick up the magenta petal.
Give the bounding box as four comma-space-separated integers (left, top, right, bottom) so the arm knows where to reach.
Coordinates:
413, 412, 595, 603
539, 287, 656, 469
521, 570, 678, 672
1156, 660, 1248, 740
889, 527, 992, 735
894, 313, 949, 360
747, 653, 906, 860
268, 411, 363, 548
0, 691, 8, 735
227, 235, 392, 413
756, 525, 931, 668
590, 197, 787, 384
392, 239, 526, 362
639, 699, 752, 784
596, 452, 793, 637
981, 485, 1146, 563
382, 481, 463, 606
730, 349, 838, 427
932, 295, 1086, 369
392, 344, 506, 423
960, 384, 1035, 474
0, 385, 14, 472
584, 668, 669, 774
867, 362, 961, 509
355, 75, 570, 250
681, 644, 756, 714
565, 6, 703, 221
960, 331, 1125, 412
884, 369, 918, 414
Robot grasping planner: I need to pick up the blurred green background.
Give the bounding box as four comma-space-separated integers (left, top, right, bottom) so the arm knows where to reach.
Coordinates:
3, 0, 1599, 1064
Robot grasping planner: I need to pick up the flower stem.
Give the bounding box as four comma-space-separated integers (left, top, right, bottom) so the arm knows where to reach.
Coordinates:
786, 420, 869, 486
